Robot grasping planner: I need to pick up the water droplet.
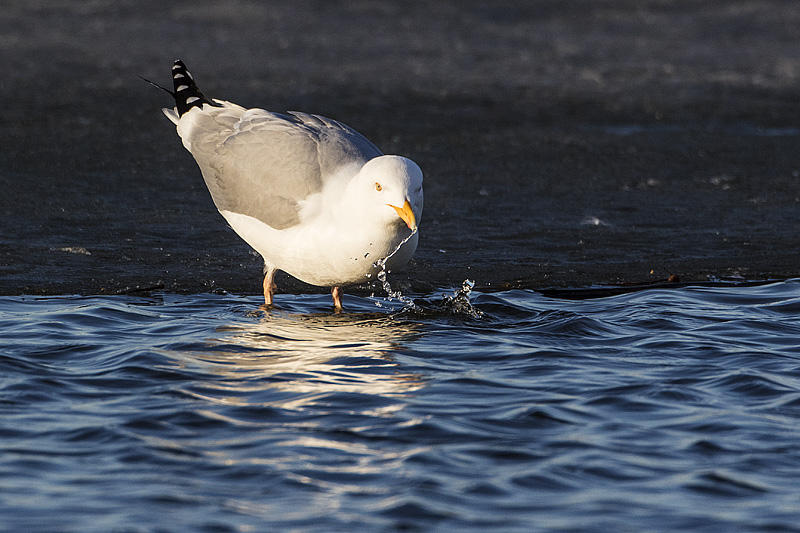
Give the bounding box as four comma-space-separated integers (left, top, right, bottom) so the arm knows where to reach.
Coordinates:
370, 229, 419, 310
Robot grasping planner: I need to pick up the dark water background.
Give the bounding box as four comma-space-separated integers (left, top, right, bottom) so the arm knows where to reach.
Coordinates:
2, 281, 800, 532
4, 1, 800, 295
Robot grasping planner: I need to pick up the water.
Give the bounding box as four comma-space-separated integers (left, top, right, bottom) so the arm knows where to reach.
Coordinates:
2, 280, 800, 532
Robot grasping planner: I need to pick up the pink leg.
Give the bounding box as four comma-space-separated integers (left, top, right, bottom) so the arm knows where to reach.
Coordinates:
263, 268, 277, 306
331, 286, 343, 312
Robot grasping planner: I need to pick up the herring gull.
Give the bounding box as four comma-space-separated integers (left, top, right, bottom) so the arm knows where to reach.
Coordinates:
159, 60, 423, 310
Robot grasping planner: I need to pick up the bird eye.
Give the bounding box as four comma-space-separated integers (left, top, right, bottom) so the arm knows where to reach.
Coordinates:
375, 182, 382, 191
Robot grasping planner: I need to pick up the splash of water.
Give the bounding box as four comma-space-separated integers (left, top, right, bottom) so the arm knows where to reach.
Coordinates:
368, 232, 483, 318
439, 279, 484, 319
371, 230, 418, 309
391, 278, 484, 319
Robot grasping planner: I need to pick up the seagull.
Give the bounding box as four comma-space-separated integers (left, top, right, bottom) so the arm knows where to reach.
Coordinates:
157, 60, 423, 311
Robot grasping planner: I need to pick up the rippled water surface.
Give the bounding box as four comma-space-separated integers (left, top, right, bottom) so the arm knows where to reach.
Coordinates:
3, 281, 800, 532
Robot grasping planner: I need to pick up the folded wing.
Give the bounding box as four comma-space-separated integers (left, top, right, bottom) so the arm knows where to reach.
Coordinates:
173, 102, 383, 229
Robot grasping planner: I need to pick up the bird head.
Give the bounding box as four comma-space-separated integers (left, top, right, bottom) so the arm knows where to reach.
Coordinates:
356, 155, 423, 232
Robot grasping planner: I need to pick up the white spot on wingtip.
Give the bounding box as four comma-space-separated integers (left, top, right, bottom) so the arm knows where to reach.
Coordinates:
172, 64, 181, 70
176, 84, 189, 91
173, 73, 185, 79
186, 96, 200, 104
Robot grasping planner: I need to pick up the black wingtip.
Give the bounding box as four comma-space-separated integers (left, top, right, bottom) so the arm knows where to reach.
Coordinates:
170, 59, 221, 116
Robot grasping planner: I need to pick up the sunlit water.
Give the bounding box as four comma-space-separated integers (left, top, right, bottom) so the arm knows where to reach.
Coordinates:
2, 281, 800, 531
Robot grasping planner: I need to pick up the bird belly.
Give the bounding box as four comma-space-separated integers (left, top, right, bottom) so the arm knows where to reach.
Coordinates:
220, 210, 418, 287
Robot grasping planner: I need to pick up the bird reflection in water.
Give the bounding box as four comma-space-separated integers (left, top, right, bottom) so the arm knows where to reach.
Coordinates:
162, 308, 425, 412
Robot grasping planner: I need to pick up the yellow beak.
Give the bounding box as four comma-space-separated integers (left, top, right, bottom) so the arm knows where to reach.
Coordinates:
388, 200, 417, 231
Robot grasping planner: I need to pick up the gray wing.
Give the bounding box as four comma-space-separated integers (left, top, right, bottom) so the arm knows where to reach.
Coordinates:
181, 104, 383, 230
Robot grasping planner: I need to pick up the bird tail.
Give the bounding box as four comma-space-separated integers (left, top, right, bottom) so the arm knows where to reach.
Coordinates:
168, 59, 221, 116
